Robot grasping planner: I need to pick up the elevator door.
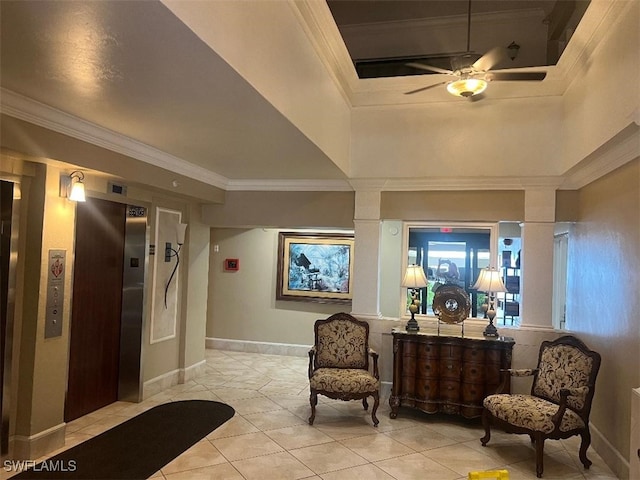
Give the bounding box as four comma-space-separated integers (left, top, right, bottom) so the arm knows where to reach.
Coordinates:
65, 198, 126, 422
1, 180, 15, 454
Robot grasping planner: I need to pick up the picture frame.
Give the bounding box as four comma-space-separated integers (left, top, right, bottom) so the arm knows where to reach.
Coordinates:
150, 207, 181, 344
276, 232, 354, 304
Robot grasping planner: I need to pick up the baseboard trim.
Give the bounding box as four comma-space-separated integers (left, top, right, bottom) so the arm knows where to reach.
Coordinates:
591, 421, 629, 479
380, 381, 392, 402
206, 337, 310, 357
179, 359, 207, 383
143, 369, 180, 400
143, 360, 208, 400
12, 423, 66, 460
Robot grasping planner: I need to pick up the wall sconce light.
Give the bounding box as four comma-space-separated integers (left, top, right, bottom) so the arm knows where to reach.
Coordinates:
402, 264, 428, 332
507, 41, 520, 61
60, 171, 86, 202
472, 267, 508, 337
164, 223, 188, 309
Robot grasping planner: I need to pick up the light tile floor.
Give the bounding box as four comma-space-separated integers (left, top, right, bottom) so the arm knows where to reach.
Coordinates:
10, 349, 620, 480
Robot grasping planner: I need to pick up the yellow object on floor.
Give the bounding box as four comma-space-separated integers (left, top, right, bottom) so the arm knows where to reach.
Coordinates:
468, 470, 509, 480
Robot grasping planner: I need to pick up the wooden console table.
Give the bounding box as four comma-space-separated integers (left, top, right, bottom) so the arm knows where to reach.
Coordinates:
390, 330, 515, 419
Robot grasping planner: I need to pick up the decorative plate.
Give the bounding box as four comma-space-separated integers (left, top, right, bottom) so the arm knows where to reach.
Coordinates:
432, 284, 471, 324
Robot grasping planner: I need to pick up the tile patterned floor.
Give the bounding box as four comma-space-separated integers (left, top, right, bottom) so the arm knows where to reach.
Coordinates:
9, 349, 620, 479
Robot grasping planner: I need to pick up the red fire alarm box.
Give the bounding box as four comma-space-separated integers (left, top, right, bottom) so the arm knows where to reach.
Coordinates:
224, 258, 239, 271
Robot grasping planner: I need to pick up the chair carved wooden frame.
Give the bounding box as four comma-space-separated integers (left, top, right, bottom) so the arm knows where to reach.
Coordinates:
480, 335, 601, 478
308, 312, 380, 426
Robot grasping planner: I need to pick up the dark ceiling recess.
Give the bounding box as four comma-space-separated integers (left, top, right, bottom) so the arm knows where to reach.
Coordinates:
327, 0, 590, 79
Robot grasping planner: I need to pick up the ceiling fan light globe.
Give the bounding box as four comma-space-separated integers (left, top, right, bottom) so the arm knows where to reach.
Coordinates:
446, 78, 487, 97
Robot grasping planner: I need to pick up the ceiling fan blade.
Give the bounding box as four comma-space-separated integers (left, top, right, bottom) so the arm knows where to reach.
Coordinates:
406, 62, 453, 75
472, 46, 507, 72
404, 81, 448, 95
486, 71, 547, 81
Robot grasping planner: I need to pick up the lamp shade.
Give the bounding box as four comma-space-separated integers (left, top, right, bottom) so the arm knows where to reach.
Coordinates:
69, 181, 86, 202
176, 223, 188, 245
472, 267, 507, 293
402, 265, 428, 288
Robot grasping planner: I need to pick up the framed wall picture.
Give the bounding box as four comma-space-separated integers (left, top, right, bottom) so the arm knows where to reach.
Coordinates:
150, 207, 181, 344
276, 232, 354, 304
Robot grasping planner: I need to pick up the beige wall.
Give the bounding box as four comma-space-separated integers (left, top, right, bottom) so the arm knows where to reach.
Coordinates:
207, 228, 348, 345
203, 191, 358, 345
381, 190, 524, 221
567, 158, 640, 475
201, 190, 355, 229
351, 97, 564, 179
180, 204, 210, 370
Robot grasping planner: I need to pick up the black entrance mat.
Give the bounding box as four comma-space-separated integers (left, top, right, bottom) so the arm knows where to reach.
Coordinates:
13, 400, 235, 479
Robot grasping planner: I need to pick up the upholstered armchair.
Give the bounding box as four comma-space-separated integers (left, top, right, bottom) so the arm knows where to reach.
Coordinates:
481, 335, 601, 478
308, 312, 380, 426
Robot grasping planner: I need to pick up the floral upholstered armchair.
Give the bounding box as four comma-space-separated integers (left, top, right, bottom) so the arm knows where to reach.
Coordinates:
308, 312, 380, 426
481, 335, 601, 478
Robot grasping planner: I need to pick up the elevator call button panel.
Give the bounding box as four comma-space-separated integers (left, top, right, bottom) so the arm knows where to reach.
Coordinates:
45, 249, 66, 339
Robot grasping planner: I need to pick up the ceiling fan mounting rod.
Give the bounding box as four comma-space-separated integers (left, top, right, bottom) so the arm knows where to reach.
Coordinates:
466, 0, 472, 53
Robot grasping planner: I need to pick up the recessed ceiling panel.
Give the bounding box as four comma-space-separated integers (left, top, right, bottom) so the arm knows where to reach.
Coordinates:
327, 0, 589, 79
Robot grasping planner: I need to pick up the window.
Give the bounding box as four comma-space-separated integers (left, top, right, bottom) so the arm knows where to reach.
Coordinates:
403, 222, 497, 319
552, 231, 569, 330
498, 224, 522, 327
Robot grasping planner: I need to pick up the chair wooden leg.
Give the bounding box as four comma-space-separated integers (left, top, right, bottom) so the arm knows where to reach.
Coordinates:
480, 409, 491, 446
362, 397, 369, 411
308, 391, 318, 425
579, 430, 593, 469
534, 433, 545, 478
371, 392, 380, 427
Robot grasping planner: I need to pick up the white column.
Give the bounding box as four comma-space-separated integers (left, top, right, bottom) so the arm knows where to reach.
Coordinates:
519, 188, 556, 330
350, 185, 383, 317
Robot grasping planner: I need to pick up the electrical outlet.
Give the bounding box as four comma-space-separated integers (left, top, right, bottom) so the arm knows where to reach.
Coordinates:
164, 242, 172, 262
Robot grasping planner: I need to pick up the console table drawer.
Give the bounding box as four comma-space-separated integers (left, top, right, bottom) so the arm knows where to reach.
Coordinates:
440, 380, 461, 401
440, 360, 461, 379
462, 363, 486, 382
462, 382, 485, 403
464, 348, 486, 362
415, 378, 439, 399
417, 360, 439, 377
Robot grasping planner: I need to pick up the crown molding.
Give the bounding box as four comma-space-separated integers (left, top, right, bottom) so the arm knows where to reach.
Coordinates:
225, 179, 353, 192
0, 88, 231, 190
290, 0, 358, 103
289, 0, 358, 104
561, 124, 640, 190
380, 176, 564, 192
552, 0, 620, 91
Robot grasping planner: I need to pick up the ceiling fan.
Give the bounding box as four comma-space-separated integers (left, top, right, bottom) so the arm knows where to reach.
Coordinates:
405, 0, 547, 98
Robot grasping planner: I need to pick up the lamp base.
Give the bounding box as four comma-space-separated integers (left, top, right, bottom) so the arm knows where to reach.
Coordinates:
483, 320, 499, 338
405, 315, 420, 333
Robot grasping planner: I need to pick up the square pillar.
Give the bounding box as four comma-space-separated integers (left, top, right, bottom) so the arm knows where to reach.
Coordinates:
519, 187, 556, 330
350, 185, 383, 317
